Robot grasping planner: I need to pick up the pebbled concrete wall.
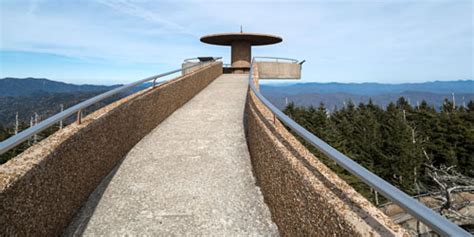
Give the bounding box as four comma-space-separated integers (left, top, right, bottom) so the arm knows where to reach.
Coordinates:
244, 85, 408, 236
181, 61, 211, 75
0, 62, 222, 236
256, 61, 301, 80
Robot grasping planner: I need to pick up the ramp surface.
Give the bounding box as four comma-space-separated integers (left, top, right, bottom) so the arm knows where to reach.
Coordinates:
64, 74, 278, 236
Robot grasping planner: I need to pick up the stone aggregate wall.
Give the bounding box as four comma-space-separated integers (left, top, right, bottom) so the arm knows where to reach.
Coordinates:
245, 88, 408, 236
256, 61, 301, 80
0, 62, 222, 236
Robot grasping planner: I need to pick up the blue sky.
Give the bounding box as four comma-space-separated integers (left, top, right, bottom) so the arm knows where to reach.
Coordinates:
0, 0, 472, 85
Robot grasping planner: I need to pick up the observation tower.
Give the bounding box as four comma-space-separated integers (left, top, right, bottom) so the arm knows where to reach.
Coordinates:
200, 31, 282, 73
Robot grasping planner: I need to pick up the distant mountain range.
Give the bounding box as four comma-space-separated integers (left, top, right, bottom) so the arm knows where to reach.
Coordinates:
0, 78, 123, 126
261, 80, 474, 110
1, 77, 473, 126
0, 77, 121, 97
262, 80, 474, 95
0, 78, 164, 126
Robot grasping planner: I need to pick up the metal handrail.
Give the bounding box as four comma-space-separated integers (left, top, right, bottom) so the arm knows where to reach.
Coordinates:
248, 57, 470, 237
253, 56, 299, 63
183, 57, 220, 63
0, 58, 222, 155
183, 57, 202, 62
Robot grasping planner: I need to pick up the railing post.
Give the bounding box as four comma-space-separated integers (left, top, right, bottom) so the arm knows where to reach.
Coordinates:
59, 104, 64, 129
76, 110, 82, 125
33, 113, 39, 143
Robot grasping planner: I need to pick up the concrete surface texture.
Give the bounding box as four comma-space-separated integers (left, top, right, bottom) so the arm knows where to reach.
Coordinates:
244, 80, 407, 236
64, 74, 278, 236
256, 61, 302, 80
0, 63, 222, 236
231, 41, 252, 68
200, 32, 282, 46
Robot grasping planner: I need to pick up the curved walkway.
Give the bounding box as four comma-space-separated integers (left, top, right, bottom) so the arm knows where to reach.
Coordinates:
64, 74, 278, 236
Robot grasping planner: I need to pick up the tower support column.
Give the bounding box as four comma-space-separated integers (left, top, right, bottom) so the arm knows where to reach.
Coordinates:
231, 41, 251, 68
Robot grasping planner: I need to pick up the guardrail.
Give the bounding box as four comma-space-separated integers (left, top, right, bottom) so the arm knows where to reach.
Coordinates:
253, 56, 299, 63
248, 57, 471, 237
183, 57, 217, 63
183, 57, 202, 62
0, 58, 221, 156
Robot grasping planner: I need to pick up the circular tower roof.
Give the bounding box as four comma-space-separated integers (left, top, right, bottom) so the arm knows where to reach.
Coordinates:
200, 32, 282, 46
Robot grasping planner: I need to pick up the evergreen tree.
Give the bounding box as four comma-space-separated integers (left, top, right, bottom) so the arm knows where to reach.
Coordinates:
282, 99, 474, 201
459, 101, 474, 176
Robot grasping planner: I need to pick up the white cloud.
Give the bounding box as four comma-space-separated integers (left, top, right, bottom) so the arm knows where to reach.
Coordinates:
0, 0, 217, 65
0, 0, 472, 83
97, 0, 197, 36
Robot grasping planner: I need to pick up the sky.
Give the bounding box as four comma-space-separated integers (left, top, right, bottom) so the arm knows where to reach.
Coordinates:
0, 0, 472, 85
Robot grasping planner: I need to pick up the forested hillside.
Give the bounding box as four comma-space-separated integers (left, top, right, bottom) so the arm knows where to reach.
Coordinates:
0, 78, 159, 164
283, 97, 474, 203
0, 78, 153, 126
0, 91, 106, 126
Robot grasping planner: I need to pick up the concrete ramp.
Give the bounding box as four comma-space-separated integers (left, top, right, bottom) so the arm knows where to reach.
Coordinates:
64, 74, 278, 236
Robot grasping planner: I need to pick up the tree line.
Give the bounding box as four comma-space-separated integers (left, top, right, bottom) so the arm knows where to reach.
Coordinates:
0, 122, 60, 164
283, 97, 474, 203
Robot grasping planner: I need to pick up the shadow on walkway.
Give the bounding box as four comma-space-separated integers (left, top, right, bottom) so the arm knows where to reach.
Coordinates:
61, 156, 127, 237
